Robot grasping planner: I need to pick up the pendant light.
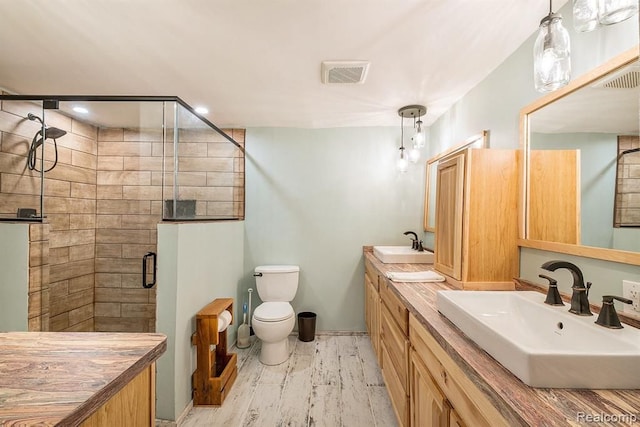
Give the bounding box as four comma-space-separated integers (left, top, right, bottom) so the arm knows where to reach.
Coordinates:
573, 0, 638, 31
534, 0, 571, 93
397, 105, 427, 169
598, 0, 639, 25
573, 0, 599, 31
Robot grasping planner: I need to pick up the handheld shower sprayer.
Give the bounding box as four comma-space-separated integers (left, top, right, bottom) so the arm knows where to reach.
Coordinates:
26, 113, 67, 172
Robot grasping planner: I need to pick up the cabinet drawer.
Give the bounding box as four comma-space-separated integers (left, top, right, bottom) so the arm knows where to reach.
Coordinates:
380, 281, 408, 335
381, 303, 409, 392
381, 344, 409, 427
364, 259, 379, 291
409, 315, 506, 427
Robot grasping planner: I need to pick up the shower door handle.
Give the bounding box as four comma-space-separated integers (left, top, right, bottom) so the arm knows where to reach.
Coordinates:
142, 252, 157, 288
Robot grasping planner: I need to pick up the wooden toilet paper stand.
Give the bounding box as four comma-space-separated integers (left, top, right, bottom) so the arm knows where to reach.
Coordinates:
191, 298, 237, 406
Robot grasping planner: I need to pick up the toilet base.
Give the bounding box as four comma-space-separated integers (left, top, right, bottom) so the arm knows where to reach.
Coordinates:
259, 338, 290, 365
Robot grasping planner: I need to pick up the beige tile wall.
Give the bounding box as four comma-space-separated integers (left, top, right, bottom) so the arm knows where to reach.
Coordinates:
0, 100, 96, 332
1, 98, 244, 333
615, 135, 640, 226
94, 126, 245, 332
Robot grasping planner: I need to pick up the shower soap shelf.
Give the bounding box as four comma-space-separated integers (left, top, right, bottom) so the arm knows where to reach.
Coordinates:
191, 298, 237, 406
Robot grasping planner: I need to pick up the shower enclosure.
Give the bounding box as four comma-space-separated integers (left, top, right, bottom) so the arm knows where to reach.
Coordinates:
0, 95, 244, 333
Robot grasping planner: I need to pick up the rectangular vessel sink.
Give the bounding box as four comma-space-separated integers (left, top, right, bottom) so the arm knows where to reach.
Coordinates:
436, 290, 640, 389
373, 246, 434, 264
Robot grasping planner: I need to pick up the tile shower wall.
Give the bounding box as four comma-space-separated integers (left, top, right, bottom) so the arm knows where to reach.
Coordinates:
94, 127, 245, 332
0, 101, 97, 332
1, 98, 245, 333
615, 135, 640, 226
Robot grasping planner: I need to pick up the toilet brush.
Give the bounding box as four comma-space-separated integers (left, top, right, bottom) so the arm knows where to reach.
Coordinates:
248, 288, 254, 336
237, 302, 250, 349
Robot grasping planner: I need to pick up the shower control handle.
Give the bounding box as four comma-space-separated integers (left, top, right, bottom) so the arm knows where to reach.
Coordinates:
142, 252, 157, 288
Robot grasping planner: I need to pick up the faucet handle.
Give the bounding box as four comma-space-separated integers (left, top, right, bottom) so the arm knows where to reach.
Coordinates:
595, 295, 632, 329
538, 274, 564, 306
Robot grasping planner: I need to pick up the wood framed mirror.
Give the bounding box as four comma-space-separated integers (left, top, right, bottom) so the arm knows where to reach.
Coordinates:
423, 131, 488, 232
519, 45, 640, 266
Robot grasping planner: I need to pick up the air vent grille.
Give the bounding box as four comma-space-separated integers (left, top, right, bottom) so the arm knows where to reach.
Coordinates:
321, 61, 370, 84
602, 70, 640, 89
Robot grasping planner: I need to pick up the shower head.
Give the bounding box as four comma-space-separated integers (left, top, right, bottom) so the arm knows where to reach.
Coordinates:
27, 114, 67, 139
42, 127, 67, 140
27, 122, 66, 172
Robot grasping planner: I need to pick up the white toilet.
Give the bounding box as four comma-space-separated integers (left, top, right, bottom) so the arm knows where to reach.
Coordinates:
251, 265, 299, 365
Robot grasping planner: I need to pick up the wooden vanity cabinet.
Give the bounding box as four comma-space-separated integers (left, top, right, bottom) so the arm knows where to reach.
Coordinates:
409, 314, 508, 427
364, 258, 381, 364
380, 280, 410, 426
80, 364, 156, 426
434, 148, 520, 290
410, 349, 450, 427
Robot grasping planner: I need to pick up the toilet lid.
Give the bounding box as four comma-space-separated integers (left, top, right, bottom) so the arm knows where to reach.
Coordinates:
253, 302, 294, 322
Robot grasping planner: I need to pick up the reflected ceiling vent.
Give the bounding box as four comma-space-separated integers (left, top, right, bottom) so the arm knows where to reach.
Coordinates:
321, 61, 370, 84
594, 64, 640, 89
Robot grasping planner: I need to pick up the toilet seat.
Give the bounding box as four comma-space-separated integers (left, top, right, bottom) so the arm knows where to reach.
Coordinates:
253, 302, 294, 322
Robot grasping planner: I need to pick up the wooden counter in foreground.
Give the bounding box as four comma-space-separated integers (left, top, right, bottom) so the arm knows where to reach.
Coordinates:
0, 332, 166, 426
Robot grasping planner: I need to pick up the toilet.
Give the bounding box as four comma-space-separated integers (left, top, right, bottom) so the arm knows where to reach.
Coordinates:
251, 265, 299, 365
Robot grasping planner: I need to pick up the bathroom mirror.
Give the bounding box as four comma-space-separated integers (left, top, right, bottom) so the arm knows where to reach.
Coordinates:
520, 46, 640, 265
423, 131, 488, 232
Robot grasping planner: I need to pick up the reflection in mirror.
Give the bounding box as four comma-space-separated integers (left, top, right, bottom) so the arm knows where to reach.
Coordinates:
423, 131, 488, 232
522, 46, 640, 264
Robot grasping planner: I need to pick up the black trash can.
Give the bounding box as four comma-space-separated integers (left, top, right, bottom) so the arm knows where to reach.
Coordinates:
297, 312, 317, 342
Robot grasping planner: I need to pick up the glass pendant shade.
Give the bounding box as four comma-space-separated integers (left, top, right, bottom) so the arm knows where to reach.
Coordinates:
409, 147, 421, 163
397, 149, 408, 172
413, 119, 425, 148
573, 0, 599, 31
598, 0, 639, 25
534, 13, 571, 93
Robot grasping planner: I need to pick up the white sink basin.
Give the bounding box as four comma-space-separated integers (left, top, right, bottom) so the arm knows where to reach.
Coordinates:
373, 246, 434, 264
436, 290, 640, 389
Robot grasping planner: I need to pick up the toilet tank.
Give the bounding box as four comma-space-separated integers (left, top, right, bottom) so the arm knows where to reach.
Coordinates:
254, 265, 300, 302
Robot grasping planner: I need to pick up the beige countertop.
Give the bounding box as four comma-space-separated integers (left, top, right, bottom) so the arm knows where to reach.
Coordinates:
364, 249, 640, 427
0, 332, 166, 426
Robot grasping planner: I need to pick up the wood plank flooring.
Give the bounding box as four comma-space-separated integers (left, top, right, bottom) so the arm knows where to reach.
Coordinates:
180, 334, 397, 427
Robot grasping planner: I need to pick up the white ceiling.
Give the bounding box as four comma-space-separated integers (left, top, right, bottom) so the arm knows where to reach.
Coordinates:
0, 1, 568, 129
531, 60, 640, 134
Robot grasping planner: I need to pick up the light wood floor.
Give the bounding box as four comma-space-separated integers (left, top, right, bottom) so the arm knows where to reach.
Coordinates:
181, 334, 398, 427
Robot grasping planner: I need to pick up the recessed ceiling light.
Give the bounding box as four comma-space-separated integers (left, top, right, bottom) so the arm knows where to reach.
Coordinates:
73, 106, 89, 114
195, 107, 209, 115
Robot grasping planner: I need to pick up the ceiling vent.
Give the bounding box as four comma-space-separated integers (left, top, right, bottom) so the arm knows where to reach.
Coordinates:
321, 61, 370, 84
594, 64, 640, 89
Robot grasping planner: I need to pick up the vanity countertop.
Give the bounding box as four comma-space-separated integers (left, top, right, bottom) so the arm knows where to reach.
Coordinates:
364, 249, 640, 426
0, 332, 166, 426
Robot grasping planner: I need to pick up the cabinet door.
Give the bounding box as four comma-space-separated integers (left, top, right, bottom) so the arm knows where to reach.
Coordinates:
382, 345, 409, 427
365, 273, 373, 334
381, 303, 409, 391
449, 409, 467, 427
434, 153, 465, 280
411, 350, 450, 427
365, 274, 381, 363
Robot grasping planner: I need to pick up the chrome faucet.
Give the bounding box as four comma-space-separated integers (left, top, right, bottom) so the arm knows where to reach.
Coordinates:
403, 231, 419, 250
540, 260, 593, 316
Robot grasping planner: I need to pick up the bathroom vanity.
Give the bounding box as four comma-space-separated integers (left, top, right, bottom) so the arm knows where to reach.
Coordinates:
364, 248, 640, 427
0, 332, 166, 426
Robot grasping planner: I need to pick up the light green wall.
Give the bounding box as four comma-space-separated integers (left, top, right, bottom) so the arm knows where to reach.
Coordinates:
0, 223, 29, 331
156, 221, 244, 421
243, 127, 427, 332
427, 3, 640, 296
